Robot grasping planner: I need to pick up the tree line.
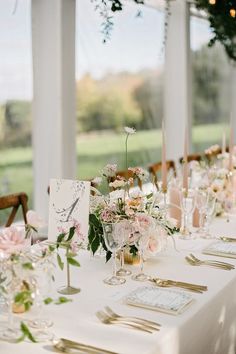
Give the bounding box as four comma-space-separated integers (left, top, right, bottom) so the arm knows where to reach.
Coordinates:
0, 44, 230, 148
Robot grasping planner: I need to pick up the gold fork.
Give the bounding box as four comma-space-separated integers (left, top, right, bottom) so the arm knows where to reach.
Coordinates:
150, 277, 207, 293
185, 255, 232, 270
189, 254, 235, 269
104, 306, 160, 330
96, 311, 154, 333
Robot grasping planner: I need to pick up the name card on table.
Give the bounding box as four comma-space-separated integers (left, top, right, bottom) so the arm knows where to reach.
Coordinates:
124, 286, 193, 315
48, 179, 90, 241
203, 241, 236, 259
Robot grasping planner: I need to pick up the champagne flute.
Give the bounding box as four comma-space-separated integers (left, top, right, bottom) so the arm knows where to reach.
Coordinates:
200, 190, 216, 239
179, 188, 196, 239
102, 223, 126, 285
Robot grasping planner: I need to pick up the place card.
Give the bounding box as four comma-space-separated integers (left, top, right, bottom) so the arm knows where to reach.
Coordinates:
124, 286, 193, 315
203, 241, 236, 259
48, 179, 90, 241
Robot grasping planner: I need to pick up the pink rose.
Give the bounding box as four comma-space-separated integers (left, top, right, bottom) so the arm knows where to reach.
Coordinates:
0, 226, 28, 253
26, 210, 45, 229
135, 213, 155, 233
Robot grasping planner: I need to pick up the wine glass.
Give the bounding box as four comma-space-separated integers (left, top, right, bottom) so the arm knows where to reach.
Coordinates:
102, 223, 126, 285
115, 220, 132, 277
195, 190, 208, 236
25, 253, 54, 341
0, 253, 24, 342
179, 189, 196, 239
200, 191, 216, 239
131, 231, 149, 282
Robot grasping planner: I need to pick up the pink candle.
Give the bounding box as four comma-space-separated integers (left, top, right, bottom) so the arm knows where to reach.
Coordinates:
229, 114, 234, 171
183, 124, 188, 194
161, 121, 167, 192
222, 131, 226, 155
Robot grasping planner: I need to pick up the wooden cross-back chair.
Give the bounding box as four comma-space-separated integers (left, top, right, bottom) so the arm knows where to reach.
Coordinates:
204, 146, 229, 162
148, 160, 176, 188
179, 153, 202, 164
0, 192, 28, 227
110, 169, 143, 190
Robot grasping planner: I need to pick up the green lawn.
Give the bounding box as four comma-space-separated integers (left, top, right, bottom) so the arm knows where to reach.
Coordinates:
0, 123, 226, 211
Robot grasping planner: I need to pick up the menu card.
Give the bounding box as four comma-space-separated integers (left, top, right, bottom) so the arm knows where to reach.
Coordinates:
48, 179, 90, 241
203, 241, 236, 259
124, 286, 193, 315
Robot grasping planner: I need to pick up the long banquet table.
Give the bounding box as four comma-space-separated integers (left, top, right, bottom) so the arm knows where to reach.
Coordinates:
1, 216, 236, 354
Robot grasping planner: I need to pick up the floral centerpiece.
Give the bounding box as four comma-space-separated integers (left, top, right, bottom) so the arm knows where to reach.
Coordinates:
190, 144, 236, 216
88, 127, 178, 262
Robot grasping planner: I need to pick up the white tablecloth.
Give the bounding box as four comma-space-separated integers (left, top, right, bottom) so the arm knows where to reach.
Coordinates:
1, 216, 236, 354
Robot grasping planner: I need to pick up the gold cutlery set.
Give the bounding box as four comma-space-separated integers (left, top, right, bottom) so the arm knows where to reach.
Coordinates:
149, 277, 207, 293
96, 306, 161, 334
185, 253, 235, 270
53, 239, 236, 352
53, 337, 119, 354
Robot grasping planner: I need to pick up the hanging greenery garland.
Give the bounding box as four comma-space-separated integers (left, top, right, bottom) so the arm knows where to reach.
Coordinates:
195, 0, 236, 61
92, 0, 236, 62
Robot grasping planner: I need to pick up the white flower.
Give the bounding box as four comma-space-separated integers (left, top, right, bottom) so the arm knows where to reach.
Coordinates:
91, 177, 102, 185
0, 226, 27, 252
109, 179, 126, 189
102, 164, 117, 177
124, 127, 136, 135
89, 195, 106, 213
134, 213, 155, 233
129, 189, 144, 199
26, 210, 45, 229
189, 160, 200, 171
109, 189, 125, 202
143, 225, 167, 258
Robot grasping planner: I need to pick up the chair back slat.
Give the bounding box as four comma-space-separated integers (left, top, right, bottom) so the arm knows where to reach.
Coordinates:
148, 160, 176, 188
0, 192, 28, 227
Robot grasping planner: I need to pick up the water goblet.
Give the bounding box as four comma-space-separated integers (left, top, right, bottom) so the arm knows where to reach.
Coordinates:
116, 220, 133, 277
102, 223, 126, 285
131, 232, 149, 282
195, 190, 208, 236
0, 253, 24, 342
26, 254, 54, 341
179, 189, 196, 239
200, 191, 216, 239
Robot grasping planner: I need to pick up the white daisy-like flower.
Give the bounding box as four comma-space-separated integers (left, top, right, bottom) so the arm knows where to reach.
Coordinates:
124, 127, 136, 135
91, 176, 102, 185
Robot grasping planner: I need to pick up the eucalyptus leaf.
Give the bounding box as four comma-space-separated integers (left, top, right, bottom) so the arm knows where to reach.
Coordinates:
20, 322, 37, 343
67, 257, 80, 267
57, 253, 64, 270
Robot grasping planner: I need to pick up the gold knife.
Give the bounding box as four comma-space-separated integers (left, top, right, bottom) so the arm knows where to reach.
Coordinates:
220, 236, 236, 243
61, 338, 120, 354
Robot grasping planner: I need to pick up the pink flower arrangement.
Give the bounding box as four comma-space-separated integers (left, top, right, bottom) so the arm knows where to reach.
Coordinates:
0, 226, 29, 253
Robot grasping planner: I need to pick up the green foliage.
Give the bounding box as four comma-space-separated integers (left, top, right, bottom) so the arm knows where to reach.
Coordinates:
67, 257, 80, 267
17, 322, 37, 343
44, 296, 72, 305
14, 290, 33, 312
195, 0, 236, 61
88, 214, 112, 261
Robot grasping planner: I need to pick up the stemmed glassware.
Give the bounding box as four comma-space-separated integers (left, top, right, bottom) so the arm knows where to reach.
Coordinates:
179, 189, 196, 239
195, 190, 208, 236
131, 232, 149, 282
102, 223, 126, 285
116, 220, 133, 277
26, 250, 54, 341
200, 190, 216, 238
0, 253, 23, 342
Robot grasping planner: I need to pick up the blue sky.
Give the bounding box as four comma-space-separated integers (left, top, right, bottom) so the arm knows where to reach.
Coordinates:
0, 0, 212, 101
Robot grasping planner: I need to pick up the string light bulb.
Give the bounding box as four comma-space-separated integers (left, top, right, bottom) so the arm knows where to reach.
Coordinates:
209, 0, 216, 4
230, 8, 236, 17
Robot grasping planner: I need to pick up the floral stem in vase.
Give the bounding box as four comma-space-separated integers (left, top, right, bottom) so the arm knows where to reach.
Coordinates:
57, 247, 81, 295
